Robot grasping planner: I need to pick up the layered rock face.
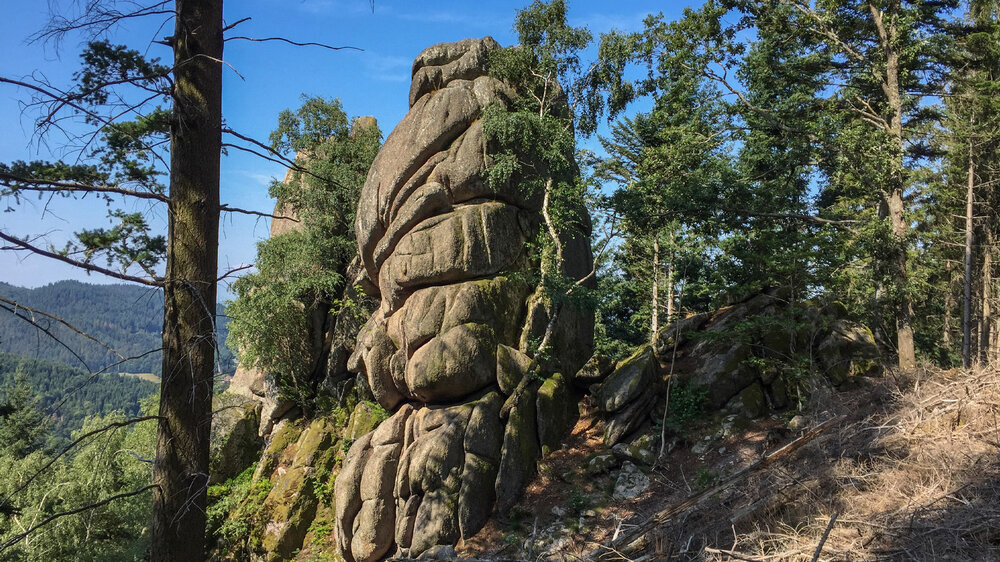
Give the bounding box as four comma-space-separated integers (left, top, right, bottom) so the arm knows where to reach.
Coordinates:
334, 37, 594, 561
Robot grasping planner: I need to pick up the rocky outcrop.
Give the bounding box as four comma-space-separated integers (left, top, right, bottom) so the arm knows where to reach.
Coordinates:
209, 415, 347, 562
258, 418, 339, 561
590, 289, 881, 446
210, 391, 264, 484
334, 37, 593, 561
228, 364, 294, 438
592, 346, 660, 446
654, 291, 880, 414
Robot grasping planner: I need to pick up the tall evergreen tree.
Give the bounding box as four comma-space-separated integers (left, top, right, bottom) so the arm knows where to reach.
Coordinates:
943, 0, 1000, 366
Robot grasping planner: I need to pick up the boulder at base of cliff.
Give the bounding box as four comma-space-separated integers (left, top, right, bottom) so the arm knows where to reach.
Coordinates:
572, 353, 614, 388
592, 345, 659, 446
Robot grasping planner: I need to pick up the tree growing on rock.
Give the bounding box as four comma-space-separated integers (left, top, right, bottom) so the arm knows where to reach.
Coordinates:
227, 97, 381, 411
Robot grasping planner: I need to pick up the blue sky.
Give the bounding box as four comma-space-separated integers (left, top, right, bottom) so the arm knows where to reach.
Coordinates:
0, 0, 693, 300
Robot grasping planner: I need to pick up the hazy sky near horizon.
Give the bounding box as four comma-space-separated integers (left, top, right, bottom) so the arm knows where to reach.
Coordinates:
0, 0, 693, 300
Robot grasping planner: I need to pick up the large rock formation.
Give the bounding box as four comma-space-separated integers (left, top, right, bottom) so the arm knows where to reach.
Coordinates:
334, 37, 594, 561
590, 289, 882, 447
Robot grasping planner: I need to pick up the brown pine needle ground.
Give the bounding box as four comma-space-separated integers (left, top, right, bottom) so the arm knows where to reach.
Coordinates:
456, 366, 1000, 561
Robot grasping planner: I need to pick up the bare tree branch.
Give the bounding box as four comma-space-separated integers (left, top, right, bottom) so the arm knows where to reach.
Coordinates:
0, 230, 162, 286
220, 128, 356, 191
45, 347, 163, 419
222, 17, 251, 33
0, 485, 158, 554
0, 301, 94, 370
0, 76, 170, 171
31, 1, 173, 46
0, 416, 163, 518
217, 264, 253, 281
220, 127, 354, 192
0, 294, 128, 363
219, 203, 296, 221
226, 36, 362, 52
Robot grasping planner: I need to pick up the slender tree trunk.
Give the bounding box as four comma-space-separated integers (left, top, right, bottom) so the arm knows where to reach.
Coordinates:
651, 234, 659, 341
879, 0, 916, 370
985, 240, 1000, 367
151, 1, 223, 560
888, 188, 915, 370
944, 260, 953, 350
981, 235, 992, 363
666, 255, 675, 325
964, 138, 975, 368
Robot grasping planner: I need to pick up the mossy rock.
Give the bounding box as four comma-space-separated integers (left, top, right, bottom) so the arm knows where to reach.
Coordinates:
254, 419, 303, 481
536, 373, 577, 456
496, 344, 532, 395
767, 377, 789, 410
739, 382, 767, 418
297, 505, 344, 562
293, 417, 338, 472
583, 451, 619, 475
759, 324, 796, 360
259, 466, 319, 561
821, 301, 849, 319
572, 354, 614, 388
495, 382, 539, 512
210, 393, 264, 485
611, 433, 658, 466
346, 402, 384, 441
688, 342, 755, 410
594, 345, 656, 413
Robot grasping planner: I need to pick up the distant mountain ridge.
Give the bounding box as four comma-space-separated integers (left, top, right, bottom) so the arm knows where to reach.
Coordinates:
0, 280, 234, 376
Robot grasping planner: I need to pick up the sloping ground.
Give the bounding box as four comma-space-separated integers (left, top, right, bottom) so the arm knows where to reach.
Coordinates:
450, 367, 1000, 561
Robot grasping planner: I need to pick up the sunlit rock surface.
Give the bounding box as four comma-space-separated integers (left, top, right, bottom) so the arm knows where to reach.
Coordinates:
334, 36, 594, 561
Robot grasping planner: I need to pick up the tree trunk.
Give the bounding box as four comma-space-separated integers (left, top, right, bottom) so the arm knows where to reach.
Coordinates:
944, 259, 952, 350
888, 188, 915, 371
964, 138, 975, 368
666, 254, 675, 325
880, 0, 916, 370
151, 1, 223, 560
651, 234, 659, 341
981, 235, 992, 364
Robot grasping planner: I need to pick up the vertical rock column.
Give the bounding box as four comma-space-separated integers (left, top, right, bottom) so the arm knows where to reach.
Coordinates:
334, 37, 593, 561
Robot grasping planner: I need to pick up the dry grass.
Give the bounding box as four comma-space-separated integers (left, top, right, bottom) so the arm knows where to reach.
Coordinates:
687, 366, 1000, 562
456, 367, 1000, 561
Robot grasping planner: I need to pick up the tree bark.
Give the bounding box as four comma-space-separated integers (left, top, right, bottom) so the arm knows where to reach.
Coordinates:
879, 0, 916, 370
981, 235, 992, 364
151, 1, 223, 560
964, 136, 975, 368
666, 253, 675, 325
943, 259, 952, 351
651, 233, 659, 341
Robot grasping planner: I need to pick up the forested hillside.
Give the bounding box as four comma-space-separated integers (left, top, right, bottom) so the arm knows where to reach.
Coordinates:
0, 281, 234, 375
0, 352, 157, 443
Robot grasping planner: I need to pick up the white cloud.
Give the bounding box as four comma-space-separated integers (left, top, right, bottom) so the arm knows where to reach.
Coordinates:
361, 52, 411, 82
